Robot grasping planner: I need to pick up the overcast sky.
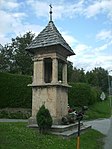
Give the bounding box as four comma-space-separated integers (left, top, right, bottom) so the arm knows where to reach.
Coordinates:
0, 0, 112, 73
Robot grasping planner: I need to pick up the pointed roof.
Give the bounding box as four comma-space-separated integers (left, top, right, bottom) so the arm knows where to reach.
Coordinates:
26, 21, 75, 56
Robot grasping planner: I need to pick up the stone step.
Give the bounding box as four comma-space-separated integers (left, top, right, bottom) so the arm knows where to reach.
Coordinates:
28, 122, 83, 133
50, 122, 83, 133
51, 124, 91, 138
28, 122, 91, 138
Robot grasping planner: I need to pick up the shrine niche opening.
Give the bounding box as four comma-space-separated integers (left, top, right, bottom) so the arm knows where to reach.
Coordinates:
58, 60, 63, 82
44, 58, 52, 83
44, 57, 66, 84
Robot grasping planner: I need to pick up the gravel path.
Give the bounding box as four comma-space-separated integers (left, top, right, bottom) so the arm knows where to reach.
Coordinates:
0, 119, 28, 122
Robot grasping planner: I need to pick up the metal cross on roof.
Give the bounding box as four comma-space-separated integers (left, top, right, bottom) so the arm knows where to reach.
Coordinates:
49, 4, 52, 22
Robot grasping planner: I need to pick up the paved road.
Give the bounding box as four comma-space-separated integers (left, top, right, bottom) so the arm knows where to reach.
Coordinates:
84, 118, 112, 149
84, 118, 110, 135
103, 117, 112, 149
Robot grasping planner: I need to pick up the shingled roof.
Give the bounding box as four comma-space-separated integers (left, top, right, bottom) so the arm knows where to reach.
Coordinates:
26, 21, 75, 55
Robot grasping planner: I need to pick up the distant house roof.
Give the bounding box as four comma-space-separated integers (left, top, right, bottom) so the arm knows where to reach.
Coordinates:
26, 21, 75, 56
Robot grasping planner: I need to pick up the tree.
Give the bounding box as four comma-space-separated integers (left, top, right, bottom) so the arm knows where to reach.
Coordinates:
36, 105, 52, 134
0, 44, 15, 72
70, 67, 87, 83
86, 67, 108, 93
12, 32, 35, 75
0, 32, 35, 75
67, 61, 74, 82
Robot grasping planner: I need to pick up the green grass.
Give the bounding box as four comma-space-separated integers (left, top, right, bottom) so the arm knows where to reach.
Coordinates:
85, 99, 111, 120
0, 122, 104, 149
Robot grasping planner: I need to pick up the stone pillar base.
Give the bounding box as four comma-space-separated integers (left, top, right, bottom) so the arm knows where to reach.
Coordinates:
28, 117, 37, 125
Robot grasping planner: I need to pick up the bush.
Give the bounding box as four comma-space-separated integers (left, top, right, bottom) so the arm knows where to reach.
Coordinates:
0, 72, 32, 108
68, 83, 100, 107
89, 87, 102, 104
36, 105, 52, 134
0, 108, 31, 119
68, 83, 91, 107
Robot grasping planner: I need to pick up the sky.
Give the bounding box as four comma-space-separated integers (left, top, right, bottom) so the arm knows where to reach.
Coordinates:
0, 0, 112, 74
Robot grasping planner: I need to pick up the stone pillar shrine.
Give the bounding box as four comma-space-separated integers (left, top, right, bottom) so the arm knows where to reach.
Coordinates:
26, 6, 75, 124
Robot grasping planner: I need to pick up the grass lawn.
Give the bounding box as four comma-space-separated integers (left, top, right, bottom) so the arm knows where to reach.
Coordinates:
0, 122, 104, 149
85, 99, 111, 120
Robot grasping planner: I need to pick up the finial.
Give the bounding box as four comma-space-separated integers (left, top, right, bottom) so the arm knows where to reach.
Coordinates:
49, 4, 52, 22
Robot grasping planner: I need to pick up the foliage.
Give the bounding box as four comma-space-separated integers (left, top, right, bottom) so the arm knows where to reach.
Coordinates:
0, 72, 32, 108
86, 67, 108, 93
0, 122, 104, 149
69, 67, 87, 83
0, 108, 31, 119
68, 83, 90, 106
67, 61, 73, 82
85, 99, 110, 120
0, 32, 35, 75
68, 83, 100, 107
68, 66, 109, 94
89, 87, 101, 104
36, 105, 53, 134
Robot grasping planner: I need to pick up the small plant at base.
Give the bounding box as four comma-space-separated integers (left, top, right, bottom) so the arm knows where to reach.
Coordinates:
36, 105, 52, 134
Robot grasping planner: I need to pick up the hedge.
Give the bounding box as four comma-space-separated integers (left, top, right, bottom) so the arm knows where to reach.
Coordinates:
0, 72, 32, 108
0, 72, 101, 109
68, 83, 100, 107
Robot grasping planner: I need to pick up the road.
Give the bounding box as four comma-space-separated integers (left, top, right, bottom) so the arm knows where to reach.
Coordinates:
84, 117, 112, 149
103, 116, 112, 149
84, 118, 110, 135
